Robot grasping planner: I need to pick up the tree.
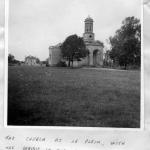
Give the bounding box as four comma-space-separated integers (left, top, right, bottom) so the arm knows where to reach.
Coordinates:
8, 54, 15, 64
61, 34, 88, 67
8, 53, 21, 65
109, 16, 141, 69
36, 57, 40, 64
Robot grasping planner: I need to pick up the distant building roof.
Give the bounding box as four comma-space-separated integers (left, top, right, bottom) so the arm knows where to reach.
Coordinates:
25, 55, 37, 59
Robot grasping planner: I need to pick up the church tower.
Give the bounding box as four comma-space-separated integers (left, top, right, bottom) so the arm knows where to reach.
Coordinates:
83, 16, 95, 42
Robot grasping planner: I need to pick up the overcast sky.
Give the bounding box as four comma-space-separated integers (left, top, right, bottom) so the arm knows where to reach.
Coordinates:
8, 0, 141, 61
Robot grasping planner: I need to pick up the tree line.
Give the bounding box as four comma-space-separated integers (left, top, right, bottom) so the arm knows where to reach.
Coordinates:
8, 54, 41, 65
108, 16, 141, 69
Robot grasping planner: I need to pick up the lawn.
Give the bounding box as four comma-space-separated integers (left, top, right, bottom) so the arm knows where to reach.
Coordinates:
8, 66, 141, 128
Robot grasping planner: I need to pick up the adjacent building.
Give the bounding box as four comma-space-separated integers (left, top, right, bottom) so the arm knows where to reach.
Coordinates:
25, 55, 38, 66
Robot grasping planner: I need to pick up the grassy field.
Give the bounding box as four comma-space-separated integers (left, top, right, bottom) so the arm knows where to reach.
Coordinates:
8, 66, 140, 128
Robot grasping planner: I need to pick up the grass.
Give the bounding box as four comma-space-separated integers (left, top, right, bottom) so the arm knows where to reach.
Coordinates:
8, 66, 140, 128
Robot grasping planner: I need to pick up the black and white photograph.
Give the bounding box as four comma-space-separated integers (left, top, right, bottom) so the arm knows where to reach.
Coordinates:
7, 0, 142, 128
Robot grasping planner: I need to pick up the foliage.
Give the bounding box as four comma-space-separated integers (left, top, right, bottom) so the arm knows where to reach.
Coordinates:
56, 61, 67, 67
8, 54, 15, 63
8, 53, 20, 65
44, 58, 50, 67
109, 16, 141, 69
36, 58, 40, 64
61, 34, 88, 67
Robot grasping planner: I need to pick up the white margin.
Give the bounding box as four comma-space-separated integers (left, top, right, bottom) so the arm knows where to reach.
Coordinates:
140, 0, 145, 130
4, 0, 9, 128
4, 0, 144, 131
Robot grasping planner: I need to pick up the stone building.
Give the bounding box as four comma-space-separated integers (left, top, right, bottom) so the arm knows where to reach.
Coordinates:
48, 16, 104, 66
48, 43, 62, 66
25, 55, 38, 66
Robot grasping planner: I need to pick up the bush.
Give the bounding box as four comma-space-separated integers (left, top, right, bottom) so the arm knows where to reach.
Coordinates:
46, 63, 50, 67
56, 61, 67, 67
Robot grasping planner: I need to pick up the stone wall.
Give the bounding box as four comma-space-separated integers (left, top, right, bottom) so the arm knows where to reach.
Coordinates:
49, 46, 62, 66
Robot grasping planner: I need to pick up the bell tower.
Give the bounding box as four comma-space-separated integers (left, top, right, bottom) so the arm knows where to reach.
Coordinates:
83, 16, 95, 42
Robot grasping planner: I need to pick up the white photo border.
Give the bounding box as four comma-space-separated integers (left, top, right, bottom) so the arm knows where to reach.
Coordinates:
4, 0, 145, 131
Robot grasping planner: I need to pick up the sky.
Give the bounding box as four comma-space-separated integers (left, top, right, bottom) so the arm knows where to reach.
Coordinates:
8, 0, 141, 61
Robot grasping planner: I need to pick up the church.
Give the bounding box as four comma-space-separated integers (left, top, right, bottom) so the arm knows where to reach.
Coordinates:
48, 16, 104, 67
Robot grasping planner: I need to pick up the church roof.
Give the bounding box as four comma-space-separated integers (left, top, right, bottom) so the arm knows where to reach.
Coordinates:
85, 16, 93, 22
85, 40, 104, 47
94, 40, 104, 46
